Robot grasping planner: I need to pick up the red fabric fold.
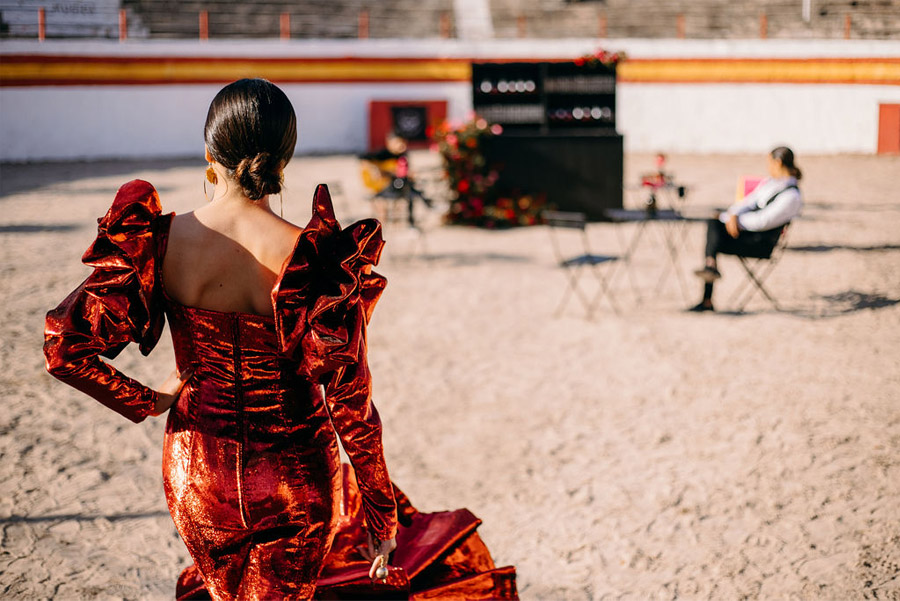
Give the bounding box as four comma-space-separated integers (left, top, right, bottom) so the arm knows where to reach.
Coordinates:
272, 183, 397, 542
272, 183, 386, 383
44, 179, 168, 423
175, 464, 519, 601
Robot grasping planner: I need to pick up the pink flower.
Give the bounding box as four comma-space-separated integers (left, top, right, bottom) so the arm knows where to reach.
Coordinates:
446, 134, 458, 147
476, 118, 488, 129
490, 124, 503, 135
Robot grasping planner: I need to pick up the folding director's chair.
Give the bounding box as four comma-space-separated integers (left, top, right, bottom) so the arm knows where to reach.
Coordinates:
543, 210, 619, 317
724, 223, 792, 312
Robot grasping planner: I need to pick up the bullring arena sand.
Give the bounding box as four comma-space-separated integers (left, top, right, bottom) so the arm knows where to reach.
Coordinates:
1, 151, 898, 600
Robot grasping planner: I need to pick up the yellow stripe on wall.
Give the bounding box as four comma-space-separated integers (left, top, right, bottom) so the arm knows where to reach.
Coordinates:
0, 58, 473, 85
618, 59, 900, 85
2, 56, 898, 86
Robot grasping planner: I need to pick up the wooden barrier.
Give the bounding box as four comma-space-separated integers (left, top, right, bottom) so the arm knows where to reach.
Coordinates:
119, 9, 127, 42
358, 10, 369, 39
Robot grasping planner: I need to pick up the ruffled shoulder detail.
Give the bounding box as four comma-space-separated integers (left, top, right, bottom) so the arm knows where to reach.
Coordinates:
272, 184, 386, 381
79, 179, 167, 356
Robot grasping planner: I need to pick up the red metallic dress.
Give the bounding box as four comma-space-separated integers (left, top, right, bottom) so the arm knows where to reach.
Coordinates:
44, 181, 518, 601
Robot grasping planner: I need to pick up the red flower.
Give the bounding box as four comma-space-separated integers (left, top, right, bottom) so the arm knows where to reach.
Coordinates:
575, 57, 586, 66
457, 180, 470, 193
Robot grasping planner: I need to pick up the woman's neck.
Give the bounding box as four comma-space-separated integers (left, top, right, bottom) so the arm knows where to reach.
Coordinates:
208, 184, 271, 213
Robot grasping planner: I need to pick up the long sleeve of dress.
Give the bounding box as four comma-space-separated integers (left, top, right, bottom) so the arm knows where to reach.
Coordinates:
274, 184, 398, 542
44, 180, 168, 423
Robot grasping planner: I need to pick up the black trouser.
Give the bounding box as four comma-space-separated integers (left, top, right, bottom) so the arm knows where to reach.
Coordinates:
376, 177, 432, 227
702, 219, 781, 301
705, 219, 780, 260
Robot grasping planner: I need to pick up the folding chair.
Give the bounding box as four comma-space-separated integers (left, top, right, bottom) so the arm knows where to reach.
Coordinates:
543, 210, 619, 317
724, 223, 791, 311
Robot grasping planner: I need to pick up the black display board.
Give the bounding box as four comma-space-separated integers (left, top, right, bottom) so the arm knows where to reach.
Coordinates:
472, 61, 623, 217
484, 132, 623, 221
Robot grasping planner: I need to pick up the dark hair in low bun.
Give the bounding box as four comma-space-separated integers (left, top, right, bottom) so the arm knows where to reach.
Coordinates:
234, 152, 283, 201
771, 146, 802, 181
205, 78, 297, 200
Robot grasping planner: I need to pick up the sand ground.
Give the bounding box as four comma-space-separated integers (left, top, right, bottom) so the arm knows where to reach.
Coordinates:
1, 152, 898, 600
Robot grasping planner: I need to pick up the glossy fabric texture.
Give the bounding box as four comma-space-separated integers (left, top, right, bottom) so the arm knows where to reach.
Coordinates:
273, 184, 396, 540
44, 180, 166, 423
175, 464, 520, 601
44, 181, 398, 600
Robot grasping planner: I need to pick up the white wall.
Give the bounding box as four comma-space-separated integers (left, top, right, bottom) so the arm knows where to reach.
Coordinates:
618, 83, 900, 155
0, 83, 471, 160
2, 38, 899, 161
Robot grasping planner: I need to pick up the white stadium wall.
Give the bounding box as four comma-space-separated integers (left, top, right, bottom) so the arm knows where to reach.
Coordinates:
1, 38, 898, 161
0, 83, 472, 160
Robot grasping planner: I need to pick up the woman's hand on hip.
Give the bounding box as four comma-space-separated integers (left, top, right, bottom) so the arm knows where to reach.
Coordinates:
152, 367, 193, 416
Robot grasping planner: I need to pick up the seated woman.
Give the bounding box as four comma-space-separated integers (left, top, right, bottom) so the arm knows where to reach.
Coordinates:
360, 131, 433, 228
689, 146, 803, 312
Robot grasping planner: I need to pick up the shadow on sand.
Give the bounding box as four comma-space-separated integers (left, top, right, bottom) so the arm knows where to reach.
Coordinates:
387, 251, 535, 267
0, 511, 169, 523
788, 244, 900, 253
0, 223, 84, 234
717, 290, 900, 319
0, 158, 201, 199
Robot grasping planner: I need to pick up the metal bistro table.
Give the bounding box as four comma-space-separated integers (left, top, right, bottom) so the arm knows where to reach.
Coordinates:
604, 208, 707, 305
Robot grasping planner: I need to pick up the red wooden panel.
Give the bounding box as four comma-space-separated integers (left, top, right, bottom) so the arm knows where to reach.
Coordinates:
368, 100, 447, 151
877, 104, 900, 155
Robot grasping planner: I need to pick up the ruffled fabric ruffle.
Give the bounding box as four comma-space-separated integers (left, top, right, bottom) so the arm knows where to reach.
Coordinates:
43, 179, 168, 423
78, 179, 167, 356
272, 183, 386, 381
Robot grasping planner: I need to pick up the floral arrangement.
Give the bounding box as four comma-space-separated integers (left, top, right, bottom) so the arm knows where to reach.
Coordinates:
430, 117, 548, 228
574, 47, 626, 68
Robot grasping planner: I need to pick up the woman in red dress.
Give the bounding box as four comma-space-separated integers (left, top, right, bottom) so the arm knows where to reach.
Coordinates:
44, 78, 397, 599
44, 78, 517, 601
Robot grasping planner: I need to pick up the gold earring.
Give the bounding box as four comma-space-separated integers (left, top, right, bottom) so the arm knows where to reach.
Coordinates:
278, 171, 285, 218
205, 165, 218, 185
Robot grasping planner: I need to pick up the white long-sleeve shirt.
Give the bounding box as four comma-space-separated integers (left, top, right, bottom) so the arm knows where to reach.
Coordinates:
720, 176, 802, 232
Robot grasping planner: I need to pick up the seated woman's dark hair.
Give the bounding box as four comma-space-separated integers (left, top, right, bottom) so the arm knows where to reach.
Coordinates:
771, 146, 802, 181
204, 78, 297, 200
